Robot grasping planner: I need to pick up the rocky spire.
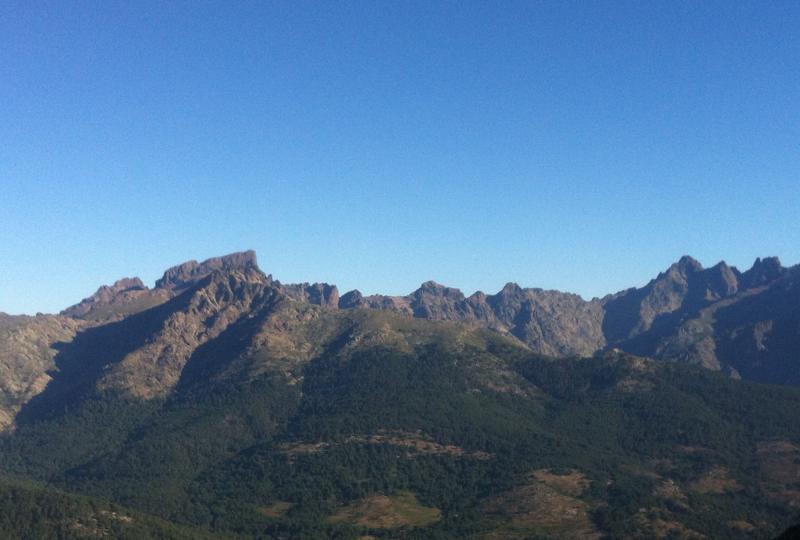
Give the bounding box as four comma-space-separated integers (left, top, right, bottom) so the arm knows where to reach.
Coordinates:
741, 256, 784, 288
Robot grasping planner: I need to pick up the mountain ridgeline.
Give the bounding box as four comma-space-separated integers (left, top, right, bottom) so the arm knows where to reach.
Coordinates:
339, 255, 796, 381
48, 250, 800, 381
0, 250, 799, 539
0, 250, 798, 436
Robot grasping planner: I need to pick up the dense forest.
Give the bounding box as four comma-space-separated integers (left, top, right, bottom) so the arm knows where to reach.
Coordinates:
1, 310, 799, 538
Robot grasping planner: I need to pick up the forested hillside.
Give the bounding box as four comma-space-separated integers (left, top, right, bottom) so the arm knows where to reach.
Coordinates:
1, 308, 799, 538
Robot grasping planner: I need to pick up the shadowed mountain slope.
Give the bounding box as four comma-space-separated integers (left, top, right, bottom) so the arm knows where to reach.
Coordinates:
0, 313, 84, 429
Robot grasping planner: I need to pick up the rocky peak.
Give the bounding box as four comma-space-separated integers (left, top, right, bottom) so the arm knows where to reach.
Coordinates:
109, 277, 146, 293
282, 282, 340, 309
741, 256, 785, 288
702, 261, 740, 299
412, 281, 466, 301
82, 277, 147, 300
489, 282, 527, 309
61, 277, 156, 320
493, 282, 525, 302
338, 290, 364, 309
408, 281, 468, 319
669, 255, 704, 276
651, 257, 743, 303
501, 282, 524, 293
603, 256, 709, 342
308, 283, 340, 309
418, 280, 445, 292
469, 291, 487, 301
155, 250, 262, 291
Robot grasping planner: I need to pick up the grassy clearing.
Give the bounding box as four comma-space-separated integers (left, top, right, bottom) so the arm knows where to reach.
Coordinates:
481, 470, 601, 540
259, 500, 293, 518
532, 468, 590, 497
689, 466, 742, 494
327, 491, 441, 529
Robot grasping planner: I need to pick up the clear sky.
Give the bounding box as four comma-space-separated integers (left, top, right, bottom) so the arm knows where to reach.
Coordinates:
1, 1, 798, 314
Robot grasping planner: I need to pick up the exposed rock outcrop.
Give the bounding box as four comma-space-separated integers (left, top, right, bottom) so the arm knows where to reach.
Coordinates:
97, 268, 280, 399
155, 250, 262, 291
339, 280, 605, 357
282, 282, 340, 309
333, 255, 796, 376
741, 256, 785, 288
0, 313, 84, 428
62, 277, 170, 322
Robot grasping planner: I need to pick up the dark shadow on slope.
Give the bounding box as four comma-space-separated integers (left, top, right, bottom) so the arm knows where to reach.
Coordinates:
603, 274, 719, 356
602, 287, 649, 344
713, 269, 800, 384
611, 310, 693, 357
172, 295, 283, 395
173, 291, 356, 397
15, 285, 202, 425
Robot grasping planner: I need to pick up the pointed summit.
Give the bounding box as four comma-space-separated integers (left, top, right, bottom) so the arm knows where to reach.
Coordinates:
742, 256, 785, 288
499, 282, 524, 295
672, 255, 704, 274
703, 261, 740, 298
419, 280, 446, 292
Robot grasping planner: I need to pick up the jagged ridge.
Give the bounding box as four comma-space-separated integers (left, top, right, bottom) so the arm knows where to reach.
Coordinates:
2, 250, 798, 433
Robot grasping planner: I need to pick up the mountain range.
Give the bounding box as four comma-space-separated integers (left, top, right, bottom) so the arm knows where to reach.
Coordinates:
2, 250, 797, 429
0, 250, 799, 539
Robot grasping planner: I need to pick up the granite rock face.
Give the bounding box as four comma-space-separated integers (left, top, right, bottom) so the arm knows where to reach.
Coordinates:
155, 250, 261, 291
334, 255, 797, 380
94, 267, 281, 399
61, 277, 169, 322
282, 282, 340, 309
0, 313, 84, 429
338, 280, 606, 357
741, 256, 785, 288
599, 256, 795, 379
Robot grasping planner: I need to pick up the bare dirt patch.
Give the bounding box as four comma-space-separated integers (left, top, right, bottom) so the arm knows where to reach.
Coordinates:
531, 469, 590, 497
327, 491, 440, 529
635, 509, 706, 539
280, 442, 328, 455
481, 470, 601, 539
758, 440, 800, 484
281, 430, 492, 460
727, 520, 756, 532
654, 479, 689, 508
259, 501, 294, 518
689, 466, 742, 494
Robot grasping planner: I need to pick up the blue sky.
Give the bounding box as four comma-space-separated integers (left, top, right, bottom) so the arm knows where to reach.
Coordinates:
1, 1, 798, 314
